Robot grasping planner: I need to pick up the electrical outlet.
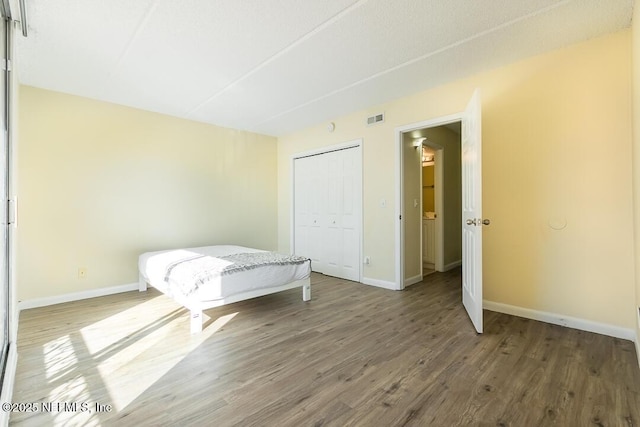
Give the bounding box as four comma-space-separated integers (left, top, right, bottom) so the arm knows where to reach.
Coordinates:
78, 268, 87, 279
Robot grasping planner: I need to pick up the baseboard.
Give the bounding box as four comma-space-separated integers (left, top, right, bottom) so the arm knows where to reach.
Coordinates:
361, 277, 398, 290
0, 343, 17, 426
636, 335, 640, 370
442, 260, 461, 272
484, 300, 635, 341
18, 283, 139, 311
637, 310, 640, 369
404, 274, 422, 287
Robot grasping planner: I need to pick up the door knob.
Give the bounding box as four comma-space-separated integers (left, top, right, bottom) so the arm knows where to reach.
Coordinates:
482, 219, 491, 225
466, 219, 477, 226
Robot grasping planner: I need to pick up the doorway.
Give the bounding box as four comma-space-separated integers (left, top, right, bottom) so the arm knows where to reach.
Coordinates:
394, 89, 484, 333
401, 123, 462, 287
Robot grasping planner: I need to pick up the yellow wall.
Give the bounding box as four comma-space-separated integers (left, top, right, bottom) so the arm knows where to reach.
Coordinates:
632, 0, 640, 356
17, 86, 278, 301
422, 166, 434, 212
278, 30, 635, 329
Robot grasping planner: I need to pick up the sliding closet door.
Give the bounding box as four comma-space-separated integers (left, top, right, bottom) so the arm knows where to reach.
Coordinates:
324, 148, 361, 281
324, 150, 342, 277
293, 145, 361, 282
294, 153, 328, 273
341, 148, 362, 281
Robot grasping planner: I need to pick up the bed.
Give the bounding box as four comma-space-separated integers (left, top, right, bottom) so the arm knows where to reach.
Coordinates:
138, 245, 311, 333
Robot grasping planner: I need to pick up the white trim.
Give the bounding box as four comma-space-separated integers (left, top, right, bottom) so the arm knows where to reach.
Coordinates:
636, 308, 640, 369
395, 130, 403, 289
291, 139, 362, 161
358, 142, 364, 285
636, 307, 640, 368
636, 307, 640, 367
636, 335, 640, 370
433, 148, 444, 272
361, 277, 399, 290
290, 139, 364, 283
484, 300, 635, 341
395, 114, 464, 289
419, 146, 423, 278
396, 114, 464, 134
0, 343, 17, 425
18, 283, 139, 311
404, 274, 422, 287
443, 260, 462, 272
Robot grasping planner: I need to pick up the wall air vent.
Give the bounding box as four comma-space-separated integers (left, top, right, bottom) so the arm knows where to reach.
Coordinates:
366, 112, 385, 126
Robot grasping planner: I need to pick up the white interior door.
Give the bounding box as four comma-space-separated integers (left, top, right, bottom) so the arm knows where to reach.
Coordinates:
294, 156, 311, 264
294, 154, 327, 273
326, 147, 360, 281
324, 150, 342, 277
461, 89, 483, 333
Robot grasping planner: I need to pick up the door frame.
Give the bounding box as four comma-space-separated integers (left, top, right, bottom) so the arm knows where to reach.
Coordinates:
395, 113, 463, 290
0, 10, 17, 425
290, 139, 364, 283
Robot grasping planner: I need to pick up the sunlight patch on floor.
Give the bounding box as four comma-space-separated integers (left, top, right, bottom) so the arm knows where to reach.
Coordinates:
44, 335, 77, 382
78, 296, 169, 355
87, 311, 238, 411
47, 375, 98, 427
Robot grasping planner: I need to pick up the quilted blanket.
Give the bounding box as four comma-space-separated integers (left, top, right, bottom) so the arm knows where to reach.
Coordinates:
163, 251, 310, 296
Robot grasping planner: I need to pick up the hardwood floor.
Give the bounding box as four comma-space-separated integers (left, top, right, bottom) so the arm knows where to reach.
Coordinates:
10, 269, 640, 426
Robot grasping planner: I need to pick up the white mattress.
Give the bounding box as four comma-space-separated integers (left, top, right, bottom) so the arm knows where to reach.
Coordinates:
138, 245, 310, 302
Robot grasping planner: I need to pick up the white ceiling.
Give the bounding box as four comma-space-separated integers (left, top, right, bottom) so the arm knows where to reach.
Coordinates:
17, 0, 634, 137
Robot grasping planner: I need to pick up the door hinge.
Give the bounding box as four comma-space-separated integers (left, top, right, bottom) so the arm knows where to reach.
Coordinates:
7, 198, 16, 226
399, 215, 402, 220
2, 59, 11, 72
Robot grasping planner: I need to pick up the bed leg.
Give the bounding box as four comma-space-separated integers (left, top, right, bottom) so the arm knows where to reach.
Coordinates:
303, 280, 311, 301
190, 309, 203, 334
138, 273, 148, 292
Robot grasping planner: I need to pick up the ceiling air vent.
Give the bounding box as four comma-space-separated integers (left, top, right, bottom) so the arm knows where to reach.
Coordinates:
366, 112, 385, 126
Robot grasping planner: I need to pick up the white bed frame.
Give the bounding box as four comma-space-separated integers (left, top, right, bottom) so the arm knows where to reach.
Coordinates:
139, 274, 311, 333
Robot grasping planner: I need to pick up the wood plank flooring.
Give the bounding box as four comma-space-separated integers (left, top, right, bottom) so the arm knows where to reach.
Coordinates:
10, 269, 640, 426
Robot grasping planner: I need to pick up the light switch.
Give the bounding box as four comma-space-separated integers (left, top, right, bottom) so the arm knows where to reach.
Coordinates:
414, 199, 418, 208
